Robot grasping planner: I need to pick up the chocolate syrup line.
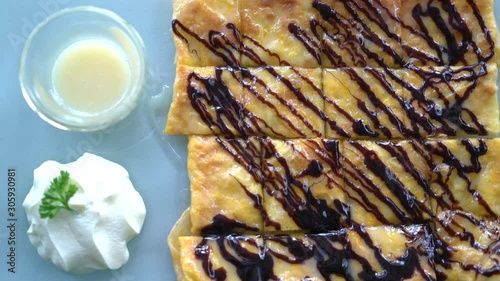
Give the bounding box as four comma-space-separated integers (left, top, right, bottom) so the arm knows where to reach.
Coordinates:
348, 224, 434, 281
288, 23, 322, 65
336, 0, 406, 67
346, 142, 419, 222
431, 210, 500, 276
261, 138, 346, 232
172, 20, 240, 66
467, 0, 496, 61
430, 139, 496, 217
239, 72, 311, 138
239, 68, 322, 137
399, 0, 495, 66
347, 68, 405, 138
342, 157, 403, 225
315, 0, 398, 68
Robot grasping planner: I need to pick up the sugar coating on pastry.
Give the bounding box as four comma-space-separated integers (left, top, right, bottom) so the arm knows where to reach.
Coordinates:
323, 67, 408, 139
343, 140, 432, 226
317, 0, 404, 68
400, 0, 500, 66
402, 64, 500, 138
264, 231, 348, 280
347, 224, 436, 281
188, 136, 264, 234
431, 210, 500, 280
172, 0, 240, 66
261, 138, 347, 232
427, 138, 500, 219
240, 67, 324, 138
179, 235, 267, 281
240, 0, 322, 67
165, 65, 248, 136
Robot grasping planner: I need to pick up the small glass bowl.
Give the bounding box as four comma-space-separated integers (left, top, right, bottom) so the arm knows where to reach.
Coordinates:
19, 6, 146, 131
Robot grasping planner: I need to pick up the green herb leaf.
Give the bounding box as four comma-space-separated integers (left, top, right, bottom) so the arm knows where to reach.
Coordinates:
39, 171, 79, 219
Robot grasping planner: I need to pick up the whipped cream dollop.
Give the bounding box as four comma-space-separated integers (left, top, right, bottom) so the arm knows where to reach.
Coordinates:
23, 153, 146, 274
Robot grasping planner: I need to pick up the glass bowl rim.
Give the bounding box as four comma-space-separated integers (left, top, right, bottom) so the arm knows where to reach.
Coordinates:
19, 5, 147, 132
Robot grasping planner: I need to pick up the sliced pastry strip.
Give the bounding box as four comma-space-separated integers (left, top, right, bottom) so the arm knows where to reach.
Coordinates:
402, 64, 500, 138
165, 65, 247, 136
323, 67, 407, 139
347, 224, 436, 281
240, 66, 324, 138
342, 140, 432, 226
431, 210, 500, 280
427, 138, 500, 219
261, 138, 348, 233
316, 0, 404, 68
264, 231, 348, 280
172, 0, 241, 66
178, 235, 268, 281
166, 65, 326, 138
187, 136, 264, 234
399, 0, 500, 66
240, 0, 322, 67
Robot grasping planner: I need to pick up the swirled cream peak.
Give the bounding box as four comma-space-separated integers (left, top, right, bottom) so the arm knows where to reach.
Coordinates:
23, 153, 146, 274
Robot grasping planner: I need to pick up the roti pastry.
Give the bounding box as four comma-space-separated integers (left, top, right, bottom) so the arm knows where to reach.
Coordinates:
187, 136, 264, 235
170, 225, 435, 280
347, 224, 435, 280
342, 139, 432, 226
167, 64, 499, 139
240, 0, 323, 67
427, 138, 500, 219
261, 138, 347, 233
172, 0, 240, 66
400, 0, 500, 66
317, 0, 403, 68
431, 210, 500, 280
167, 0, 500, 279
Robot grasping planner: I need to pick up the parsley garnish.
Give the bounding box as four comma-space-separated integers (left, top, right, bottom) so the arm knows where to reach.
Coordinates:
39, 171, 78, 219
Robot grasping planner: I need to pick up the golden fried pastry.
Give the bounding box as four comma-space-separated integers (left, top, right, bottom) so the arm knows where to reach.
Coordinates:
179, 235, 267, 281
427, 138, 500, 219
188, 136, 264, 234
240, 67, 324, 138
240, 0, 322, 67
317, 0, 404, 68
323, 67, 408, 139
347, 224, 436, 281
165, 65, 248, 136
402, 64, 500, 138
261, 138, 348, 232
265, 232, 348, 280
399, 0, 500, 66
342, 140, 432, 226
431, 210, 500, 280
172, 0, 240, 66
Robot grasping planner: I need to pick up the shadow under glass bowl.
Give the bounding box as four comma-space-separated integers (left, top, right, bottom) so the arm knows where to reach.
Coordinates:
20, 6, 146, 132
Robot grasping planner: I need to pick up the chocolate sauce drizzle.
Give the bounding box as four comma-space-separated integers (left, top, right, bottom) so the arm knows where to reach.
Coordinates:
190, 136, 498, 280
172, 0, 497, 139
173, 0, 499, 279
195, 235, 274, 281
260, 138, 348, 232
432, 210, 500, 279
194, 226, 439, 280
